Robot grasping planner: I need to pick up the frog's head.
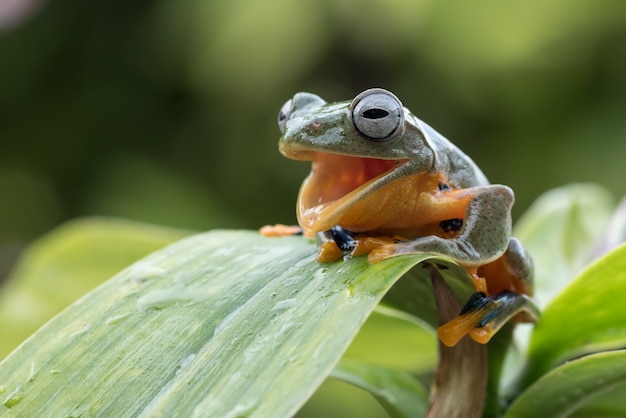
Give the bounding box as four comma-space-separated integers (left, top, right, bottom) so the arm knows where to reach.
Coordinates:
277, 88, 434, 233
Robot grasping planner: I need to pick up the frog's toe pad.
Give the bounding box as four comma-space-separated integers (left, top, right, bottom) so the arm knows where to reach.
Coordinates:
316, 240, 344, 263
437, 307, 487, 347
438, 291, 539, 347
367, 242, 403, 263
353, 237, 396, 259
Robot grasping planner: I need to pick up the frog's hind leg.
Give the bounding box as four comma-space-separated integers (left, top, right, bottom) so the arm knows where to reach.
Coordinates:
437, 238, 539, 347
369, 185, 514, 265
438, 290, 539, 347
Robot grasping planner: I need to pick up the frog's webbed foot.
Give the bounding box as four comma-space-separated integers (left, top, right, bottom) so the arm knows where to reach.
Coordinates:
316, 226, 360, 262
316, 227, 401, 262
438, 291, 539, 347
369, 185, 514, 265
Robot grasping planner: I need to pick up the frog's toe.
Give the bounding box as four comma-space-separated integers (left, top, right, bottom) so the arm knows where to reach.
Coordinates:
350, 237, 394, 259
366, 238, 425, 262
367, 244, 399, 263
316, 240, 344, 262
438, 291, 539, 347
259, 224, 303, 237
438, 306, 486, 347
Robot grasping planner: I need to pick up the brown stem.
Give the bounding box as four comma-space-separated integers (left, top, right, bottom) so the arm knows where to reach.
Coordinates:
425, 263, 488, 418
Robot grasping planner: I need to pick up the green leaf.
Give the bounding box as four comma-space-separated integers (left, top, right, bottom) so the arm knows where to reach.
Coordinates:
332, 359, 429, 418
0, 217, 190, 359
515, 243, 626, 390
505, 350, 626, 418
0, 230, 475, 416
594, 195, 626, 257
342, 308, 437, 372
513, 183, 614, 308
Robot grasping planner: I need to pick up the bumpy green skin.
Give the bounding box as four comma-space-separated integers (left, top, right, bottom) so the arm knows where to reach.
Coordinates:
280, 90, 489, 188
278, 88, 520, 268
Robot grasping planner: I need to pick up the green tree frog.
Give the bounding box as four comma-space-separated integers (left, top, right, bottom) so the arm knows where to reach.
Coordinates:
262, 88, 538, 346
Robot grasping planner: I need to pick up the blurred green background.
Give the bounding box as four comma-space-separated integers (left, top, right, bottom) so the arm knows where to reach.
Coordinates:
1, 0, 626, 282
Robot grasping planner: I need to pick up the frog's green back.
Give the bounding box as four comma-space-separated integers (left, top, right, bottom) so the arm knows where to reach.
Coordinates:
417, 118, 491, 189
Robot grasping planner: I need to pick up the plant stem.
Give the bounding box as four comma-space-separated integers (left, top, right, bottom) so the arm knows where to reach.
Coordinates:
425, 263, 488, 418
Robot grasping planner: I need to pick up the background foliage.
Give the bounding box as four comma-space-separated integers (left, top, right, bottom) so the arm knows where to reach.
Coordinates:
1, 2, 626, 416
1, 0, 626, 282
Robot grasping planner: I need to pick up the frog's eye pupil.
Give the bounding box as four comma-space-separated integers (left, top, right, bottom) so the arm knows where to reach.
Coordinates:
362, 108, 389, 119
351, 90, 403, 141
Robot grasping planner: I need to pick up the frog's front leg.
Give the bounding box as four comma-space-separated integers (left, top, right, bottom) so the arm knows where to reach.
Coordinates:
369, 185, 514, 266
315, 226, 400, 262
315, 227, 356, 262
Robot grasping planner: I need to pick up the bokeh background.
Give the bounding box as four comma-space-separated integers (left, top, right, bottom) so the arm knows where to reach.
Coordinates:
1, 0, 625, 283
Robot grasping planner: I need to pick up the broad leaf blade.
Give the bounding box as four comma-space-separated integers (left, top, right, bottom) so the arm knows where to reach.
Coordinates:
514, 184, 614, 308
342, 308, 436, 372
505, 351, 626, 418
515, 243, 626, 390
0, 230, 474, 417
0, 217, 190, 359
332, 359, 429, 418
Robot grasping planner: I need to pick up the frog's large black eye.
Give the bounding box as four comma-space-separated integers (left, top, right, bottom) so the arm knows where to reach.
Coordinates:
278, 99, 292, 134
351, 89, 403, 141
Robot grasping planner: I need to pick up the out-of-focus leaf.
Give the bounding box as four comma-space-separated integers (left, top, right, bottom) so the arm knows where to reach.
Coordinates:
186, 0, 329, 101
569, 382, 626, 418
512, 243, 626, 391
505, 351, 626, 418
424, 0, 625, 75
296, 377, 388, 418
298, 309, 436, 418
0, 231, 475, 416
513, 183, 614, 307
593, 195, 626, 258
82, 155, 237, 231
332, 359, 429, 418
342, 308, 436, 372
0, 217, 190, 359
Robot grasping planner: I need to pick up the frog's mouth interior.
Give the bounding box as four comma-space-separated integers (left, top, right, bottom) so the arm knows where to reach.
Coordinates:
285, 151, 408, 232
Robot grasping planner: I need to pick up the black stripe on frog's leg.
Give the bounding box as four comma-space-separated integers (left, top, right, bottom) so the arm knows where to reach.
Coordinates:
440, 218, 463, 233
460, 292, 488, 315
458, 291, 538, 328
331, 226, 357, 251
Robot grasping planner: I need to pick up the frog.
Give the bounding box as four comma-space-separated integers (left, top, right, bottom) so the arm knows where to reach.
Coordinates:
261, 88, 538, 347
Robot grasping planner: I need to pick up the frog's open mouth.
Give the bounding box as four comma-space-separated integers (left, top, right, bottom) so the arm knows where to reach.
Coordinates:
285, 151, 408, 233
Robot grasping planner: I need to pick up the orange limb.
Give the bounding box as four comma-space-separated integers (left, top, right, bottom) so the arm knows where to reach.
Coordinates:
468, 269, 488, 294
469, 326, 496, 345
439, 291, 539, 346
438, 309, 487, 347
350, 236, 396, 257
259, 224, 308, 237
477, 249, 533, 296
316, 240, 344, 262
